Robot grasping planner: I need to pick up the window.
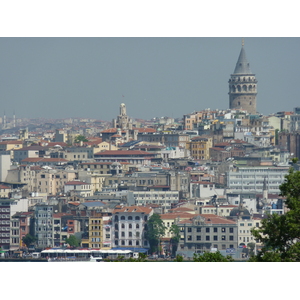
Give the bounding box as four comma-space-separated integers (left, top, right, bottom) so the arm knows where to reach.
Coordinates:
229, 228, 234, 233
196, 236, 201, 241
221, 228, 226, 232
206, 236, 210, 241
188, 227, 192, 232
206, 228, 210, 233
229, 236, 234, 241
188, 235, 192, 241
240, 223, 244, 226
214, 227, 217, 233
197, 228, 201, 232
214, 236, 218, 241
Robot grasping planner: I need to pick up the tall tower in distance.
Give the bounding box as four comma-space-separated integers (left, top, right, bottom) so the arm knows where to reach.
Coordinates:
229, 39, 257, 114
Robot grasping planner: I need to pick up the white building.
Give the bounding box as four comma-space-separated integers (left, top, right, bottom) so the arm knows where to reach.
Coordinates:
226, 166, 289, 194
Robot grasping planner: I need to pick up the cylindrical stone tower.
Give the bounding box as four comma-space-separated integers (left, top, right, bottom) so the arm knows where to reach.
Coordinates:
229, 41, 257, 114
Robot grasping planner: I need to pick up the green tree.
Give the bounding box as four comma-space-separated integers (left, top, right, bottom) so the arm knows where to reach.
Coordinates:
193, 251, 234, 262
65, 235, 81, 248
145, 213, 167, 254
173, 254, 184, 262
250, 166, 300, 261
247, 242, 256, 257
169, 224, 180, 256
22, 234, 36, 248
74, 135, 88, 143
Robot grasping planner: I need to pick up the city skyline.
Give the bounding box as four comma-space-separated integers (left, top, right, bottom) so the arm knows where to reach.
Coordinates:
1, 37, 300, 121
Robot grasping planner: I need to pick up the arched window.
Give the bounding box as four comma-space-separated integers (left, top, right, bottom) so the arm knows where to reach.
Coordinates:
115, 240, 118, 246
114, 216, 118, 222
144, 216, 148, 221
136, 241, 139, 246
238, 101, 240, 106
121, 223, 125, 229
249, 85, 252, 91
121, 216, 125, 220
129, 241, 132, 246
128, 216, 133, 220
135, 216, 140, 221
129, 223, 132, 229
237, 85, 241, 92
115, 224, 118, 230
136, 223, 140, 229
121, 240, 125, 245
242, 85, 247, 91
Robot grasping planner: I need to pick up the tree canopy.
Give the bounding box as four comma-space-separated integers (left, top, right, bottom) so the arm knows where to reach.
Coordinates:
145, 213, 166, 254
65, 235, 81, 248
22, 234, 36, 248
250, 166, 300, 261
169, 224, 180, 256
74, 135, 88, 143
193, 251, 234, 262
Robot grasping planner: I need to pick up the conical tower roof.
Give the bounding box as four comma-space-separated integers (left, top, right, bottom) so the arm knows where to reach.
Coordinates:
233, 45, 252, 74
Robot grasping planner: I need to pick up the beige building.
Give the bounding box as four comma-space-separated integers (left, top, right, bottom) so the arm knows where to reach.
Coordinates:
0, 184, 12, 198
0, 140, 23, 152
89, 215, 104, 248
186, 136, 212, 161
6, 165, 77, 196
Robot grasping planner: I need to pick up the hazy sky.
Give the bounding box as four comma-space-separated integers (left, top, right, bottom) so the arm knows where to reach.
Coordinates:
1, 37, 300, 121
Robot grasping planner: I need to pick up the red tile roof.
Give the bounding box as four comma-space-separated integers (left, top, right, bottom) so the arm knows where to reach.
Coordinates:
21, 157, 69, 162
65, 181, 88, 185
113, 205, 153, 214
94, 150, 153, 156
0, 140, 23, 145
0, 185, 11, 189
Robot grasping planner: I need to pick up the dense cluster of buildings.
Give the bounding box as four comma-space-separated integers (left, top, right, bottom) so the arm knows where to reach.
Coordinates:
0, 42, 299, 260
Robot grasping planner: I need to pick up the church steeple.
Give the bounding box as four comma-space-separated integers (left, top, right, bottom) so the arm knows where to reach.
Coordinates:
228, 39, 258, 114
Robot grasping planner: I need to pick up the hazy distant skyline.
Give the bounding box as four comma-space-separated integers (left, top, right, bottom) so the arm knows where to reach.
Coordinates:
1, 37, 299, 121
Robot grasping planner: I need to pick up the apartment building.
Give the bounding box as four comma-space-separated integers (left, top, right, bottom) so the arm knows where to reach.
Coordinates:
186, 137, 212, 161
178, 214, 238, 257
133, 191, 180, 210
112, 206, 153, 249
34, 204, 54, 248
0, 199, 14, 250
226, 166, 289, 194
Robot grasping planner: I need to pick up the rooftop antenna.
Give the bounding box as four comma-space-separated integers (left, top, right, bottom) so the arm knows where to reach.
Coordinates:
242, 38, 244, 47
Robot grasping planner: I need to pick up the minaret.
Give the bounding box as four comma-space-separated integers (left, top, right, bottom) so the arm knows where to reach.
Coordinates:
3, 111, 6, 129
13, 110, 16, 128
229, 39, 257, 114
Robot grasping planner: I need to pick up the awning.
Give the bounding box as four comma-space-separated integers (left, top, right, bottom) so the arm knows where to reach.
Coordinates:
111, 247, 149, 253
